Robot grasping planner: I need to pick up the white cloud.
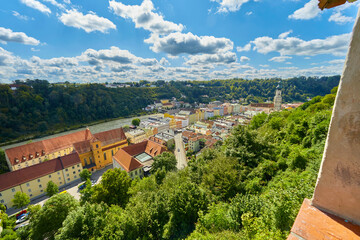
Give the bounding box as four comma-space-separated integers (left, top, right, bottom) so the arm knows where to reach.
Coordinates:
109, 0, 183, 35
146, 32, 233, 56
0, 27, 40, 45
237, 43, 251, 52
12, 11, 33, 21
211, 0, 253, 13
0, 47, 15, 66
43, 0, 65, 9
252, 32, 351, 56
159, 57, 170, 65
278, 30, 292, 39
31, 48, 40, 52
31, 56, 78, 67
20, 0, 51, 15
246, 11, 253, 15
328, 59, 345, 64
59, 9, 116, 33
259, 64, 269, 68
288, 0, 321, 20
185, 52, 237, 65
269, 56, 292, 62
329, 12, 354, 24
240, 56, 250, 62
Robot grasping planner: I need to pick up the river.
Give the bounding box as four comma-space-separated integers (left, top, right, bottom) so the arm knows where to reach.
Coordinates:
1, 113, 162, 150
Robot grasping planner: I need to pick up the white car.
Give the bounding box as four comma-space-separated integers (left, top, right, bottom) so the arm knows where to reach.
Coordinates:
15, 214, 28, 224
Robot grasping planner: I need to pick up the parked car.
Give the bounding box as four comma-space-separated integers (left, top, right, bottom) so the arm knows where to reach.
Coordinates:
78, 183, 86, 190
178, 149, 180, 152
91, 179, 97, 186
16, 210, 27, 220
16, 213, 29, 224
14, 222, 29, 231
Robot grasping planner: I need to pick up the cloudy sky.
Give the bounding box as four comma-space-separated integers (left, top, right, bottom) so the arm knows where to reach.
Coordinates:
0, 0, 358, 83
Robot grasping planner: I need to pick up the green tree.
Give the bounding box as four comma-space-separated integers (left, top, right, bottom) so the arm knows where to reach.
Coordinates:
0, 203, 6, 212
92, 168, 132, 207
45, 180, 59, 197
55, 202, 107, 240
151, 152, 177, 174
30, 193, 79, 240
79, 169, 92, 181
12, 192, 30, 210
0, 148, 10, 174
131, 118, 141, 126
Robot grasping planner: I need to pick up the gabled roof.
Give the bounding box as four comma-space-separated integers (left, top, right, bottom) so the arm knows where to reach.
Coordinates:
0, 152, 81, 192
113, 140, 167, 172
93, 128, 126, 146
6, 129, 93, 166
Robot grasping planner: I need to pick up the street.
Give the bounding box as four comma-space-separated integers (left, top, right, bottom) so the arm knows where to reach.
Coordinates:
174, 133, 187, 170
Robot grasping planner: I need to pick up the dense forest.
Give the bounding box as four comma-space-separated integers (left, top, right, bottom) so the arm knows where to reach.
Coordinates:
0, 76, 339, 145
0, 87, 336, 240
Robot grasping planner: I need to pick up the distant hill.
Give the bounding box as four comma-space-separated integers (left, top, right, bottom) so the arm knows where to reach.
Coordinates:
0, 76, 339, 144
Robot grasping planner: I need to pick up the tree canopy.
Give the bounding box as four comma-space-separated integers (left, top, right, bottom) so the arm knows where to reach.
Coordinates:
45, 180, 59, 197
12, 192, 30, 210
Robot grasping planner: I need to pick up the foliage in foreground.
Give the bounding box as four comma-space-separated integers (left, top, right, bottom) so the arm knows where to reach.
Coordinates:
2, 89, 335, 240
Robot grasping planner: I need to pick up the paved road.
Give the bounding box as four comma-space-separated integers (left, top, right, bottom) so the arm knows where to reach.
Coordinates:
174, 133, 187, 170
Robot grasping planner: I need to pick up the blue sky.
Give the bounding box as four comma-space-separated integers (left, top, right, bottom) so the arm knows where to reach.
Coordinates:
0, 0, 358, 83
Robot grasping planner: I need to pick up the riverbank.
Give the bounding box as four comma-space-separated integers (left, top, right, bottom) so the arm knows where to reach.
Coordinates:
1, 113, 161, 150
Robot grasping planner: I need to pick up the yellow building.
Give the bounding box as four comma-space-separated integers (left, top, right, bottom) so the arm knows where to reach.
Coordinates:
125, 129, 147, 144
214, 109, 220, 116
6, 128, 128, 173
160, 99, 169, 104
73, 128, 128, 172
0, 152, 82, 209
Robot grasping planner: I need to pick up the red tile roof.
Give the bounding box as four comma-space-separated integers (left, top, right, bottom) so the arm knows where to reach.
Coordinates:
6, 128, 126, 166
93, 128, 126, 146
0, 152, 81, 192
113, 140, 167, 172
6, 129, 93, 166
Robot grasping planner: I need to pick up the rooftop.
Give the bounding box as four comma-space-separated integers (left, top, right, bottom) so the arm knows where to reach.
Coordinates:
0, 152, 81, 192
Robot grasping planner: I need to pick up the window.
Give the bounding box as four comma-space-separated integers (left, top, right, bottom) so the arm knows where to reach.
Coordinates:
98, 156, 100, 158
40, 190, 43, 193
84, 158, 87, 165
77, 164, 80, 167
65, 169, 68, 172
28, 189, 31, 192
26, 183, 30, 187
0, 200, 4, 203
49, 175, 52, 178
67, 174, 69, 177
59, 177, 61, 180
111, 150, 114, 156
74, 175, 77, 178
97, 151, 99, 154
130, 172, 133, 177
60, 182, 62, 185
73, 171, 75, 174
30, 194, 33, 197
96, 144, 99, 148
12, 188, 15, 192
57, 172, 60, 175
135, 171, 138, 175
72, 166, 75, 169
39, 185, 42, 188
78, 169, 80, 172
104, 153, 107, 160
67, 178, 70, 181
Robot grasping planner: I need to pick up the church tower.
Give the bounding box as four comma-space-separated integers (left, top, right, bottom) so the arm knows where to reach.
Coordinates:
274, 85, 282, 111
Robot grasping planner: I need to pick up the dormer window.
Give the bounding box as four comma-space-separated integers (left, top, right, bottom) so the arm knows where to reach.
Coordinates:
22, 156, 26, 161
42, 150, 45, 155
29, 154, 33, 159
36, 152, 39, 157
15, 158, 19, 163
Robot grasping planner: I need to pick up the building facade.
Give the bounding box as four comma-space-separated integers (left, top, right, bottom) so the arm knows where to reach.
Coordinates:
0, 152, 82, 209
274, 88, 282, 111
5, 128, 128, 172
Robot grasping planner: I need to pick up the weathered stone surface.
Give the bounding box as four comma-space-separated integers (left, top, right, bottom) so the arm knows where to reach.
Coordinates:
312, 8, 360, 225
